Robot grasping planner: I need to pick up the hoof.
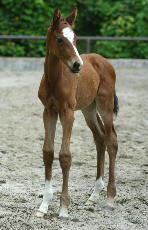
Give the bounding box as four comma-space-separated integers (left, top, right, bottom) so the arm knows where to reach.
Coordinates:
105, 197, 115, 211
104, 203, 115, 211
85, 199, 94, 205
59, 216, 69, 222
36, 211, 45, 217
59, 207, 68, 221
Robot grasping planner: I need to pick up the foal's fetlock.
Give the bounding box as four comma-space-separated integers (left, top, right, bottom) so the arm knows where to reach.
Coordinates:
60, 194, 71, 207
86, 177, 105, 205
59, 195, 70, 219
107, 183, 116, 199
36, 179, 53, 218
105, 183, 116, 210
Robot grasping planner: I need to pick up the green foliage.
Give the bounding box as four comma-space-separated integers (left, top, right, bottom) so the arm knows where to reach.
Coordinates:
94, 0, 148, 58
0, 0, 148, 58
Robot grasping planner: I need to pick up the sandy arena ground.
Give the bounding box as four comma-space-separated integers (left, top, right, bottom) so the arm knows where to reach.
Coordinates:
0, 67, 147, 230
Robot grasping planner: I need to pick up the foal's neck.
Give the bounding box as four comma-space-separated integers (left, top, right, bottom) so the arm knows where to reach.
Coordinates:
44, 52, 62, 84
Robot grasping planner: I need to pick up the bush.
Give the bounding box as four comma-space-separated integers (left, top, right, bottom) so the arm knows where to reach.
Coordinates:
94, 0, 148, 58
0, 0, 148, 58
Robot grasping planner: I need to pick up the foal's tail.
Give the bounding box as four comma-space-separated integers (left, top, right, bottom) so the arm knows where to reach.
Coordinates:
113, 91, 119, 116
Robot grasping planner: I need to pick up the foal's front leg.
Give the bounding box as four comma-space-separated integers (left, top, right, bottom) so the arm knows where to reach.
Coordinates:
59, 107, 74, 220
36, 108, 58, 217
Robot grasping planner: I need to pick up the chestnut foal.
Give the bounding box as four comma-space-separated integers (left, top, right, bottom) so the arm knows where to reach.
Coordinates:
37, 8, 119, 220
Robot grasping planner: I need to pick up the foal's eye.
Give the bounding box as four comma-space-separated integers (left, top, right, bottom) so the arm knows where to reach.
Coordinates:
56, 38, 63, 45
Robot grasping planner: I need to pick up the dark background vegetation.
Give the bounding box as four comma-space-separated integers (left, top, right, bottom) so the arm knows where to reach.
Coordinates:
0, 0, 148, 58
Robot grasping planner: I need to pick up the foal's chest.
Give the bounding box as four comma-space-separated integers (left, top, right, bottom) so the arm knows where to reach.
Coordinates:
45, 79, 77, 113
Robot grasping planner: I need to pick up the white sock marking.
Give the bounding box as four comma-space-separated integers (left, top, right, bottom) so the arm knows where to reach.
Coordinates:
62, 27, 83, 65
38, 180, 53, 214
88, 177, 105, 202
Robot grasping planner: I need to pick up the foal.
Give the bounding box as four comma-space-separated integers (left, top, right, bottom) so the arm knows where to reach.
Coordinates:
37, 8, 119, 220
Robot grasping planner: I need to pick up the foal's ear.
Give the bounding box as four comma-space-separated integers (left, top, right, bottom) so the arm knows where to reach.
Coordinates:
51, 8, 61, 30
66, 8, 77, 26
53, 8, 61, 23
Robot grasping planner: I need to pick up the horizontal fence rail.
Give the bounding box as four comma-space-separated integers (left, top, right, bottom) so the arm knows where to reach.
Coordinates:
0, 35, 148, 53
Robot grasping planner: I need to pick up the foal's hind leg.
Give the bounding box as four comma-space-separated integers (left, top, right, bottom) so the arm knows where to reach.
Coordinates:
96, 95, 118, 210
36, 108, 58, 217
82, 102, 106, 204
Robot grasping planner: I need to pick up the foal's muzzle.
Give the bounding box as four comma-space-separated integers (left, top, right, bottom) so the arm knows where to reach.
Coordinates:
70, 61, 81, 73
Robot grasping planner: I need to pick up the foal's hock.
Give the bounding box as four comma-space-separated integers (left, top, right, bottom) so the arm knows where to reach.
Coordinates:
37, 8, 118, 220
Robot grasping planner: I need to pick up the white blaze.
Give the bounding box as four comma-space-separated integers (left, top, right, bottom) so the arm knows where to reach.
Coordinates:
62, 27, 83, 65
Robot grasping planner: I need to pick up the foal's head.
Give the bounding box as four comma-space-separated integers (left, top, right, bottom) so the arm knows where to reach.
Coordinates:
47, 8, 83, 73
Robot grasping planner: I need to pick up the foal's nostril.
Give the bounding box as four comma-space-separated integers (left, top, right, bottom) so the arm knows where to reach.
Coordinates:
73, 62, 80, 71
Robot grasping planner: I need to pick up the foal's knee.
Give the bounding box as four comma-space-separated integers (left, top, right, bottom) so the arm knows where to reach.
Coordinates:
43, 150, 54, 166
59, 152, 72, 170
